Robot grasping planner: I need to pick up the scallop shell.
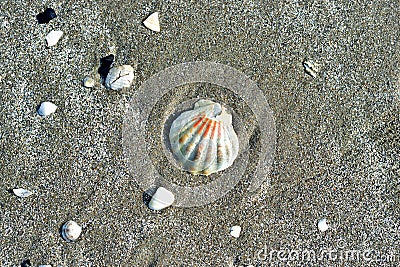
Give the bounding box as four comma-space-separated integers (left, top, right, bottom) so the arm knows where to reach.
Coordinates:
169, 100, 239, 175
61, 220, 82, 242
105, 65, 134, 90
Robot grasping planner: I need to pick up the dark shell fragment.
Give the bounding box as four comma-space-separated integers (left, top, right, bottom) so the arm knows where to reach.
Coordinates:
98, 54, 115, 81
37, 8, 57, 24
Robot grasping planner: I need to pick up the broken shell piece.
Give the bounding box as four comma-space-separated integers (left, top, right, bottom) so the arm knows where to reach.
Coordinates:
38, 265, 52, 267
13, 188, 33, 198
45, 30, 63, 47
148, 187, 175, 210
82, 76, 95, 88
61, 220, 82, 242
105, 65, 135, 90
230, 225, 241, 238
303, 59, 321, 78
318, 218, 329, 232
37, 102, 57, 116
143, 12, 160, 32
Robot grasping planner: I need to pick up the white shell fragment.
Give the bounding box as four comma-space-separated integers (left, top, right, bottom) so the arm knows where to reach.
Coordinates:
105, 65, 135, 90
303, 59, 321, 78
82, 76, 95, 88
13, 188, 33, 198
61, 220, 82, 242
143, 12, 160, 32
169, 100, 239, 175
37, 101, 57, 116
318, 218, 329, 232
38, 265, 52, 267
45, 30, 63, 47
230, 225, 241, 238
148, 187, 175, 210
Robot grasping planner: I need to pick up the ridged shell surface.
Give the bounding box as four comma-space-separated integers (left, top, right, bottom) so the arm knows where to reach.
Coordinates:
169, 100, 239, 175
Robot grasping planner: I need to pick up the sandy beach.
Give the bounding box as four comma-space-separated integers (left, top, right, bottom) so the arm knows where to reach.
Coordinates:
1, 0, 399, 266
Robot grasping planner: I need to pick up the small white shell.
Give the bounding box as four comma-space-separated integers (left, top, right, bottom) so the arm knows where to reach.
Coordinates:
148, 187, 175, 210
169, 100, 239, 175
143, 12, 160, 32
82, 76, 95, 88
38, 102, 57, 116
45, 30, 63, 47
318, 218, 329, 232
303, 59, 321, 78
105, 65, 135, 90
230, 225, 241, 238
61, 220, 82, 242
13, 188, 33, 198
38, 265, 52, 267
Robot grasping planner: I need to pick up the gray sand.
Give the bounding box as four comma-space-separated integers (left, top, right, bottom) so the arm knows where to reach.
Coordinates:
1, 0, 399, 266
